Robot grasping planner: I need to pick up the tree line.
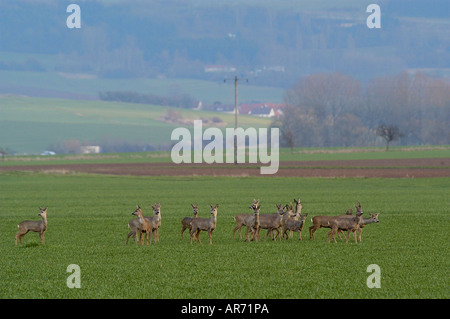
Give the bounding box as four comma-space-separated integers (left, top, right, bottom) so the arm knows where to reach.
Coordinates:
272, 71, 450, 149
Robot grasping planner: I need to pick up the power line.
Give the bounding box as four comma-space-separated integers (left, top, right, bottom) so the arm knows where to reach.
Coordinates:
224, 76, 248, 164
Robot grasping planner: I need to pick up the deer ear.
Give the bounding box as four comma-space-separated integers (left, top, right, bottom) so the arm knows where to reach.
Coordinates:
39, 207, 43, 211
44, 207, 48, 211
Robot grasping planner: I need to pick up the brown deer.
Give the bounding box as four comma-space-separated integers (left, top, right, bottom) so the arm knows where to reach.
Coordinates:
258, 204, 288, 241
327, 203, 364, 244
190, 204, 218, 245
246, 201, 261, 242
309, 202, 360, 240
283, 210, 308, 240
15, 207, 48, 245
233, 199, 259, 239
181, 204, 199, 240
129, 205, 152, 245
126, 206, 149, 245
148, 203, 162, 243
285, 197, 303, 238
357, 213, 379, 242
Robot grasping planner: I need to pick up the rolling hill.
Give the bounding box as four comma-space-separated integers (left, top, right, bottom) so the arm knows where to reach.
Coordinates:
0, 95, 272, 154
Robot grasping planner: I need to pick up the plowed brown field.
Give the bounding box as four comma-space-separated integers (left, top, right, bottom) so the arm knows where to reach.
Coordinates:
1, 158, 449, 178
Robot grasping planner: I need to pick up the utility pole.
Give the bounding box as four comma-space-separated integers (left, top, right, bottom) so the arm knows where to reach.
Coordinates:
224, 75, 247, 164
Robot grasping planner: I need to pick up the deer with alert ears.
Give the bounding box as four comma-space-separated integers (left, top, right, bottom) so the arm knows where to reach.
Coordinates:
327, 202, 364, 244
282, 205, 308, 240
309, 204, 355, 240
15, 207, 48, 245
247, 201, 261, 242
149, 203, 162, 243
190, 204, 218, 245
233, 199, 259, 239
259, 204, 288, 241
357, 212, 379, 242
181, 204, 199, 240
129, 205, 152, 246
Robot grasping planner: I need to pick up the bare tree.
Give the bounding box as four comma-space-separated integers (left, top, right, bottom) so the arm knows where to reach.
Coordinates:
376, 124, 402, 151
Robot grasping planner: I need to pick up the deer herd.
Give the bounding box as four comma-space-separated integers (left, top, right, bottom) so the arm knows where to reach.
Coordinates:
14, 198, 379, 246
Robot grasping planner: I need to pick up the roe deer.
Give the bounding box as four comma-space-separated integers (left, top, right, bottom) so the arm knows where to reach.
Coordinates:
327, 203, 364, 244
258, 204, 287, 241
147, 203, 162, 243
283, 211, 308, 240
309, 202, 359, 240
357, 213, 379, 242
130, 205, 152, 246
233, 199, 259, 239
246, 201, 261, 242
181, 204, 199, 240
126, 207, 151, 245
286, 198, 303, 238
15, 207, 48, 245
190, 204, 218, 245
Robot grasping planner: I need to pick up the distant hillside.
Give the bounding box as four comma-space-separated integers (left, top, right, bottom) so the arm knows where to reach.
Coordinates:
0, 0, 448, 89
0, 96, 271, 154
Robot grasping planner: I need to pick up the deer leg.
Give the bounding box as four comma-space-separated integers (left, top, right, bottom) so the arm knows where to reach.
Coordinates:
18, 234, 25, 245
232, 225, 241, 239
309, 225, 316, 240
299, 230, 302, 241
181, 226, 186, 240
328, 229, 337, 243
126, 230, 134, 245
265, 228, 271, 241
15, 228, 28, 245
274, 228, 281, 240
15, 232, 21, 245
140, 231, 145, 246
209, 230, 213, 245
133, 230, 139, 245
358, 228, 362, 242
190, 229, 194, 244
40, 231, 45, 244
196, 230, 202, 244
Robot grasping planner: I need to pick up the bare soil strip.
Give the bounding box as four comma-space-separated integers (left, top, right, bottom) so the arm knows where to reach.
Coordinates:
1, 158, 449, 178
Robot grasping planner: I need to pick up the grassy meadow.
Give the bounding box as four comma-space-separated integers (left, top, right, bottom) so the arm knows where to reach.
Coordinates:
0, 171, 448, 299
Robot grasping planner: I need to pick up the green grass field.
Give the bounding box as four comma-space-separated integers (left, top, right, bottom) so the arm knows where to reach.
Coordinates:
1, 145, 449, 166
0, 171, 448, 299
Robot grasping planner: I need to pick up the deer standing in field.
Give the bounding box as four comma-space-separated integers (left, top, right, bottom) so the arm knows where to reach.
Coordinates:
181, 204, 199, 240
128, 205, 152, 246
327, 203, 364, 244
148, 203, 162, 243
126, 206, 150, 245
258, 204, 288, 241
246, 201, 261, 242
357, 213, 379, 242
309, 204, 358, 240
15, 207, 48, 245
233, 199, 259, 239
285, 197, 303, 238
282, 206, 308, 240
190, 204, 218, 245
